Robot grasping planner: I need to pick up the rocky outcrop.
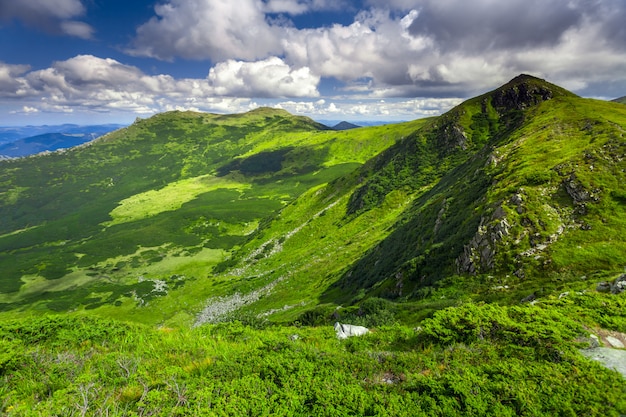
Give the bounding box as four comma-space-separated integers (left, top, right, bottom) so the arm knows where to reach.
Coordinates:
429, 111, 468, 155
437, 123, 468, 151
491, 74, 558, 112
580, 348, 626, 379
456, 206, 510, 274
563, 173, 599, 205
580, 328, 626, 379
596, 274, 626, 294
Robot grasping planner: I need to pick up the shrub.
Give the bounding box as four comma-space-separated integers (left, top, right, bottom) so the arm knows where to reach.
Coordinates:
420, 303, 581, 358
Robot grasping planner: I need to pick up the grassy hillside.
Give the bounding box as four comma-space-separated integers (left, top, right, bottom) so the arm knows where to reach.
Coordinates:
1, 76, 626, 415
329, 76, 626, 302
195, 75, 626, 325
0, 108, 425, 323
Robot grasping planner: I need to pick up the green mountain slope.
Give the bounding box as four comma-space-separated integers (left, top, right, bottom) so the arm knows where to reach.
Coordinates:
198, 75, 626, 324
2, 76, 626, 416
333, 75, 626, 300
1, 75, 625, 328
0, 108, 425, 322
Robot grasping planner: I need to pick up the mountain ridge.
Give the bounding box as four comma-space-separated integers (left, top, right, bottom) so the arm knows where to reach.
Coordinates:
0, 75, 624, 327
321, 75, 625, 303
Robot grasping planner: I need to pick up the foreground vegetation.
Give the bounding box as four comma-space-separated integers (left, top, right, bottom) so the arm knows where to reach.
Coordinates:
2, 290, 626, 416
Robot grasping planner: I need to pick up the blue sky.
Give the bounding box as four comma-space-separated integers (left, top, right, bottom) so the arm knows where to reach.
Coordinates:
1, 0, 626, 126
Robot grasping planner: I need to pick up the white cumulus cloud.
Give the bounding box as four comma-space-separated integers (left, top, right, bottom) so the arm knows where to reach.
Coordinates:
125, 0, 626, 99
0, 63, 31, 96
0, 55, 319, 117
209, 57, 319, 97
128, 0, 284, 61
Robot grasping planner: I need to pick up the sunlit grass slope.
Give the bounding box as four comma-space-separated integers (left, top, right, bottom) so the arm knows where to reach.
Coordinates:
0, 107, 425, 321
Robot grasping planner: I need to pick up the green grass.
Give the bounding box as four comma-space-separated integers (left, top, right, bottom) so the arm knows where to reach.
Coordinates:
1, 76, 626, 331
1, 79, 626, 415
0, 109, 424, 320
103, 175, 249, 226
1, 298, 625, 416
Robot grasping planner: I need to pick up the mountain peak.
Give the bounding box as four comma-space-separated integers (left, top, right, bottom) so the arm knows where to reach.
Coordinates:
245, 107, 293, 117
332, 121, 360, 131
489, 74, 575, 111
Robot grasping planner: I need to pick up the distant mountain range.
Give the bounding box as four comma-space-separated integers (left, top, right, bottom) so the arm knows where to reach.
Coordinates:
613, 96, 626, 104
0, 124, 124, 158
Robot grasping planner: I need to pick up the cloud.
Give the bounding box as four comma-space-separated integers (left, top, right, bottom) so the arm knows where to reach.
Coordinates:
128, 0, 284, 61
0, 0, 94, 38
4, 1, 626, 122
274, 97, 463, 119
209, 57, 319, 97
59, 20, 94, 39
127, 0, 357, 61
0, 55, 319, 116
363, 0, 420, 11
0, 63, 31, 97
9, 105, 40, 115
125, 0, 626, 100
261, 0, 351, 14
407, 0, 582, 52
1, 54, 461, 122
261, 0, 310, 15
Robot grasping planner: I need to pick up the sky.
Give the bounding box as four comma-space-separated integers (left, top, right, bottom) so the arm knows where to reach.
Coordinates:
1, 0, 626, 126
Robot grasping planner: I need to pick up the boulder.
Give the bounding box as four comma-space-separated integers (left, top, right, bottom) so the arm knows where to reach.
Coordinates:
334, 322, 369, 339
596, 281, 611, 293
611, 274, 626, 294
606, 336, 625, 349
580, 348, 626, 379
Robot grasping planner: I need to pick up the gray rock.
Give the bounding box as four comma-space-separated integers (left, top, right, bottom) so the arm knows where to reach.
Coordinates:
596, 281, 612, 292
580, 348, 626, 379
334, 322, 369, 339
589, 334, 601, 348
606, 336, 625, 348
456, 208, 510, 275
578, 334, 601, 348
510, 193, 524, 206
563, 173, 591, 204
611, 274, 626, 294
